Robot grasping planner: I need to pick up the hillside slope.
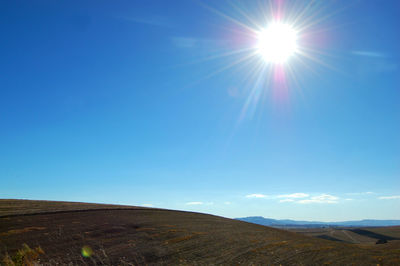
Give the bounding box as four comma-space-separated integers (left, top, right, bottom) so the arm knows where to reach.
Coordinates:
1, 200, 399, 265
237, 216, 400, 227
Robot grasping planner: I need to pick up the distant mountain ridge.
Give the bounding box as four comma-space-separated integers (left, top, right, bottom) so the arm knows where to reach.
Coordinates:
236, 216, 400, 227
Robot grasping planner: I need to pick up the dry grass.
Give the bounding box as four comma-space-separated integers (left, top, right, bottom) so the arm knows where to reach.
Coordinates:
0, 199, 142, 217
0, 227, 46, 237
136, 227, 156, 232
2, 244, 44, 266
165, 234, 195, 244
1, 199, 400, 265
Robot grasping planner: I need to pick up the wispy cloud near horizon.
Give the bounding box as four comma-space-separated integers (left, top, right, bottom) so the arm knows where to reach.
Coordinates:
186, 201, 214, 205
186, 201, 203, 205
278, 193, 309, 199
297, 194, 339, 204
247, 193, 343, 204
279, 198, 295, 203
246, 194, 268, 198
378, 195, 400, 200
346, 191, 375, 196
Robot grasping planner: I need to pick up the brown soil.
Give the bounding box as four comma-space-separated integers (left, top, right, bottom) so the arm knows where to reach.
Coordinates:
1, 200, 400, 265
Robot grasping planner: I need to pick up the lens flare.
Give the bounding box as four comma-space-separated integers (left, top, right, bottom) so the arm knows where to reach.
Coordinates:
81, 246, 93, 258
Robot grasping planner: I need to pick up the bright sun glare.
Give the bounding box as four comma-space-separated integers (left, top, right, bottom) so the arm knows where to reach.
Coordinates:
257, 23, 298, 64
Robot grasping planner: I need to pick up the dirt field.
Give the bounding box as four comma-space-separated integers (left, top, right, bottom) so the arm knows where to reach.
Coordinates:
0, 199, 144, 217
288, 226, 400, 245
1, 200, 400, 265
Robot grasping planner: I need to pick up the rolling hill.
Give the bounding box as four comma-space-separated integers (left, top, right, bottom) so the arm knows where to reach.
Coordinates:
1, 199, 400, 265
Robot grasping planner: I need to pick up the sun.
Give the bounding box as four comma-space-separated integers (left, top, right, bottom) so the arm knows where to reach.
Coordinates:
256, 23, 298, 64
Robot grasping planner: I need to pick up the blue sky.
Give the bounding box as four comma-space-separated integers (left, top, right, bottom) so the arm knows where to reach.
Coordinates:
1, 0, 399, 221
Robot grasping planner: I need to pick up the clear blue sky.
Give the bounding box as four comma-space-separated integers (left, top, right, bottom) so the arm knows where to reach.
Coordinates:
1, 0, 399, 221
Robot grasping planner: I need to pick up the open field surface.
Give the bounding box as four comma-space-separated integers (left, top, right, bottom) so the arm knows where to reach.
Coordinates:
1, 200, 400, 265
366, 226, 400, 238
288, 226, 400, 245
0, 199, 143, 217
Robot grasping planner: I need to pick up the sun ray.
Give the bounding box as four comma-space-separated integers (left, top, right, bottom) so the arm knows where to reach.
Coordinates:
168, 47, 254, 69
294, 2, 355, 33
195, 1, 258, 34
227, 1, 264, 30
182, 51, 259, 90
296, 48, 344, 74
185, 0, 346, 120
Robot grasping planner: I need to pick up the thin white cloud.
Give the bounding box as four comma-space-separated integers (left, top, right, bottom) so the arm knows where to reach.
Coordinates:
354, 55, 397, 74
186, 201, 203, 205
279, 199, 295, 203
346, 191, 375, 196
246, 194, 268, 198
118, 15, 172, 27
171, 37, 198, 48
171, 36, 227, 49
345, 198, 353, 201
352, 51, 386, 58
375, 62, 398, 72
141, 203, 154, 207
278, 193, 309, 199
297, 194, 339, 204
224, 201, 231, 205
378, 195, 400, 200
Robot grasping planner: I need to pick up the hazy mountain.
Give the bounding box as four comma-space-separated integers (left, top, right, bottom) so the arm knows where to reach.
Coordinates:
236, 216, 400, 227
